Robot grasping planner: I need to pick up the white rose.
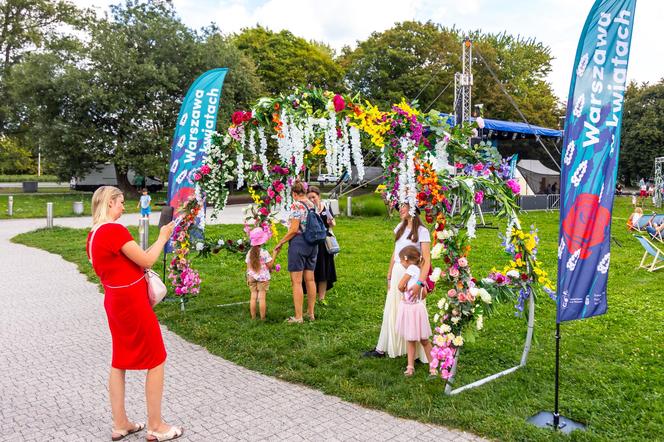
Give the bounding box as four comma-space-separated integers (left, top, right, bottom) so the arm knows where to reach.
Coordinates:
453, 335, 464, 346
507, 269, 520, 278
218, 239, 225, 246
452, 317, 460, 324
437, 299, 445, 309
476, 315, 484, 330
430, 267, 442, 282
440, 324, 451, 333
195, 242, 204, 251
433, 313, 440, 323
469, 287, 479, 298
237, 239, 243, 245
431, 243, 443, 259
482, 277, 495, 285
478, 288, 492, 304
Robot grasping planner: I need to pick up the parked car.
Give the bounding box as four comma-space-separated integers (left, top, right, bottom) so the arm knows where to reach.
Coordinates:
316, 173, 341, 184
70, 163, 163, 192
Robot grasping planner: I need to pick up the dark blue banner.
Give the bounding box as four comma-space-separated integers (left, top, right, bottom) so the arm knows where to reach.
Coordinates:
167, 68, 228, 211
557, 0, 637, 323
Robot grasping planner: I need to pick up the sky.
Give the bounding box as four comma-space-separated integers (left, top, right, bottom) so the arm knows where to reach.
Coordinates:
73, 0, 663, 102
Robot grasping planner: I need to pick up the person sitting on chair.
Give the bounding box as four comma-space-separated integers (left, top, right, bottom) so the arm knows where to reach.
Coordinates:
646, 217, 664, 241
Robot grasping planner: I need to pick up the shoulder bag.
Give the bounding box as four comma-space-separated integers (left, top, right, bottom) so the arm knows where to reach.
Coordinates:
89, 223, 167, 307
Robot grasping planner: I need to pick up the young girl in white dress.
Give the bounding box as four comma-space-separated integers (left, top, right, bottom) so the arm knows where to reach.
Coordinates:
394, 246, 435, 377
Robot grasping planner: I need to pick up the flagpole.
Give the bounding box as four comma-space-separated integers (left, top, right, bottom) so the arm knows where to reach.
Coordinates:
528, 320, 585, 433
553, 322, 561, 429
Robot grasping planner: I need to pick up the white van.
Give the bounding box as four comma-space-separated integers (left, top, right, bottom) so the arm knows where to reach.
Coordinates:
70, 163, 163, 191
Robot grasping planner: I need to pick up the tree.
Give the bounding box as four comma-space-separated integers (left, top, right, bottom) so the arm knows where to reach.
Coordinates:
341, 21, 560, 127
619, 80, 664, 185
233, 26, 344, 95
7, 0, 263, 191
0, 0, 86, 133
0, 135, 33, 173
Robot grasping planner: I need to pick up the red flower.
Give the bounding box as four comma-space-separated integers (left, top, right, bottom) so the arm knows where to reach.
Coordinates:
231, 111, 244, 125
521, 273, 529, 281
243, 111, 252, 122
562, 193, 610, 259
333, 94, 345, 112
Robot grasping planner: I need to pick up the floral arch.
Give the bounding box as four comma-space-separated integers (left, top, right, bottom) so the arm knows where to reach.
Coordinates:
169, 86, 555, 387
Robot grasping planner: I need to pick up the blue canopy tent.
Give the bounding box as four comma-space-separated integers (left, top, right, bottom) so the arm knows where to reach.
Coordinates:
440, 113, 563, 139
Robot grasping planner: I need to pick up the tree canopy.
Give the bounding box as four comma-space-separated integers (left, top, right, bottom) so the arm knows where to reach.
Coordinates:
5, 0, 263, 187
619, 80, 664, 185
232, 26, 344, 95
341, 21, 560, 127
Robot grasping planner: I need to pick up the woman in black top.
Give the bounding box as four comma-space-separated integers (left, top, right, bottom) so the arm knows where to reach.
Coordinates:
304, 185, 337, 305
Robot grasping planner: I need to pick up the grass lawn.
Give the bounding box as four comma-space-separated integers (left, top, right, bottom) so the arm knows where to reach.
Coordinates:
0, 191, 168, 219
11, 196, 663, 441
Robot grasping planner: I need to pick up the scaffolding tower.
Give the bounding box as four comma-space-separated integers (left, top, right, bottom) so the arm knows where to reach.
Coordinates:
454, 38, 473, 126
654, 157, 664, 208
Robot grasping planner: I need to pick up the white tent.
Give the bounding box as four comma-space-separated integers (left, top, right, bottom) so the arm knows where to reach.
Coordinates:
516, 159, 560, 195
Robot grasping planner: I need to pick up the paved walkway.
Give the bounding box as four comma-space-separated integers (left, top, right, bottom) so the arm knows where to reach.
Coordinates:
0, 208, 486, 441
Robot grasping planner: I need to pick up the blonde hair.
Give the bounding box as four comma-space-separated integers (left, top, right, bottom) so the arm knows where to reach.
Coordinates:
91, 186, 123, 227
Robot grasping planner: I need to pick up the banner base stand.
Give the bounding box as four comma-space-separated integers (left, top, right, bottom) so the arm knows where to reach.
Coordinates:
527, 412, 586, 434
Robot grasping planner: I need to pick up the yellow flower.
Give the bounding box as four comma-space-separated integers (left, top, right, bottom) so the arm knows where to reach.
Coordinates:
395, 98, 420, 117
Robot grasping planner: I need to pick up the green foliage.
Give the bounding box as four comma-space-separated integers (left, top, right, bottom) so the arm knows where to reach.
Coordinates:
0, 174, 58, 182
0, 136, 34, 174
341, 21, 560, 126
5, 1, 263, 187
12, 196, 664, 441
619, 80, 664, 185
233, 26, 344, 95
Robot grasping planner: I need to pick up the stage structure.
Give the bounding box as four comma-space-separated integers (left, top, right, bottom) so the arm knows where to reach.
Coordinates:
454, 38, 473, 126
654, 157, 663, 208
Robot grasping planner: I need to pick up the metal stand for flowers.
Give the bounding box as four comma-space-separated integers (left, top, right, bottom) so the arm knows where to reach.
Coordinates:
444, 290, 535, 395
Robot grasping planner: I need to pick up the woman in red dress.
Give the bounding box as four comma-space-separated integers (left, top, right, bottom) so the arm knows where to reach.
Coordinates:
87, 186, 182, 441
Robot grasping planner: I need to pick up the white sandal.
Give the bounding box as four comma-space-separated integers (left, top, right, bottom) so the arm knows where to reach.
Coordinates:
111, 422, 144, 441
146, 426, 183, 441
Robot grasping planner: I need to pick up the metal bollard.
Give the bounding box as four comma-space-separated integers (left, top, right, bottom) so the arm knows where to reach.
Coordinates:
346, 196, 352, 217
46, 202, 53, 228
139, 217, 149, 250
7, 196, 13, 216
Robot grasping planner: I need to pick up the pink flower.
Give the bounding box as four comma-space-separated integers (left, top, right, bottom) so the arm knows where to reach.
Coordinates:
267, 189, 275, 198
457, 257, 468, 268
449, 267, 459, 278
275, 264, 281, 272
332, 94, 345, 112
458, 292, 467, 302
441, 369, 452, 379
275, 195, 282, 203
473, 163, 484, 171
193, 173, 202, 181
447, 289, 457, 298
429, 358, 439, 368
474, 191, 484, 205
259, 207, 269, 216
506, 179, 521, 194
515, 253, 522, 260
200, 165, 211, 175
466, 291, 475, 302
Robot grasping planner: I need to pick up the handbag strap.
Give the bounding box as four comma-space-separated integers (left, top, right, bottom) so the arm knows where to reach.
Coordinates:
88, 222, 145, 289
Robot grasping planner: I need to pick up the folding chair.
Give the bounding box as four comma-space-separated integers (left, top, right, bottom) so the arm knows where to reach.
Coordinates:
634, 235, 664, 272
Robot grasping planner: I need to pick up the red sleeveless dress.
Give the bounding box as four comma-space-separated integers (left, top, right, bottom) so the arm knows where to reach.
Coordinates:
87, 223, 167, 370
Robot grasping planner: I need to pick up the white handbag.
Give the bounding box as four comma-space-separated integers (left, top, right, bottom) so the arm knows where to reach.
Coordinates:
89, 223, 167, 307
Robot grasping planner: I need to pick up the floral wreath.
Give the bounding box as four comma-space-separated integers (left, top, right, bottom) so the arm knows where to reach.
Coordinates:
168, 87, 555, 386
